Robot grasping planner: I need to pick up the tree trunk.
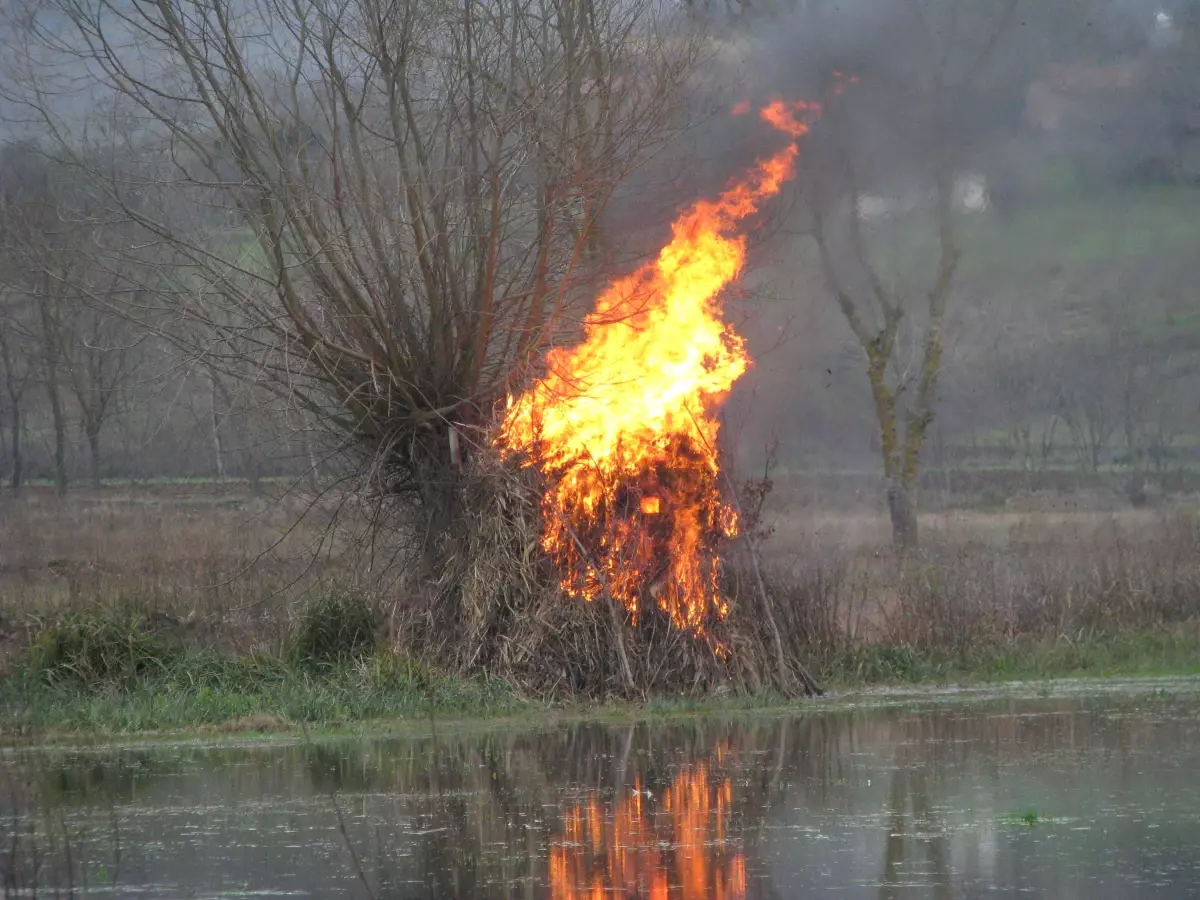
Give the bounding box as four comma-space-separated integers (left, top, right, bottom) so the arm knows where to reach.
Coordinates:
8, 402, 22, 493
208, 368, 225, 480
0, 340, 23, 496
37, 284, 69, 497
886, 477, 918, 551
87, 426, 102, 488
45, 361, 68, 497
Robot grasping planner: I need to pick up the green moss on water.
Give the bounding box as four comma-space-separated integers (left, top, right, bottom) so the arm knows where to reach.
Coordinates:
1001, 808, 1042, 827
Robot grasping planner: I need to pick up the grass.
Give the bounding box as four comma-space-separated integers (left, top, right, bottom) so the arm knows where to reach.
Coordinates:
285, 590, 380, 669
867, 184, 1200, 279
1, 644, 520, 737
817, 628, 1200, 689
2, 615, 1196, 739
1, 589, 518, 736
1, 484, 1198, 740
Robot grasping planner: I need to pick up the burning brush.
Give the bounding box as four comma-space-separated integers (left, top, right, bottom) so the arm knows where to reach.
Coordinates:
495, 99, 820, 643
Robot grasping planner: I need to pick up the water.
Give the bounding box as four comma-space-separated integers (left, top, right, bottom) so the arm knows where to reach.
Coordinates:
3, 678, 1200, 898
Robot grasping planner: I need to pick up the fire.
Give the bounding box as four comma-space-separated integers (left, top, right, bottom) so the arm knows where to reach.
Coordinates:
496, 99, 819, 637
547, 761, 746, 900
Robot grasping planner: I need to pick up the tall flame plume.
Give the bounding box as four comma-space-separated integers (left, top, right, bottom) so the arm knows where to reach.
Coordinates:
496, 99, 819, 638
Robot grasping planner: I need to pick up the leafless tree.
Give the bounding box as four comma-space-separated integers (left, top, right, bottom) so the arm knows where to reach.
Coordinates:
10, 0, 704, 563
0, 142, 73, 494
792, 0, 1019, 549
1058, 370, 1116, 474
0, 293, 36, 492
0, 142, 146, 490
62, 287, 144, 487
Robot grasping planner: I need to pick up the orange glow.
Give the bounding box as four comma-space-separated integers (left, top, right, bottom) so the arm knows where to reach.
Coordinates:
730, 99, 751, 116
547, 762, 745, 900
496, 100, 820, 637
759, 97, 821, 137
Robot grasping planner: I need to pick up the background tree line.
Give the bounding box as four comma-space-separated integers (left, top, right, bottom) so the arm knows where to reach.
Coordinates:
0, 0, 1197, 554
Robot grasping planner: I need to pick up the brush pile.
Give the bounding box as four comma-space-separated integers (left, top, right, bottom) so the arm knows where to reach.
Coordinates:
390, 453, 816, 699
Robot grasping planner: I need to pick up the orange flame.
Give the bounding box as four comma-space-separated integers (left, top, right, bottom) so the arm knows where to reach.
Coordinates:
496, 100, 819, 637
759, 97, 822, 137
548, 762, 745, 900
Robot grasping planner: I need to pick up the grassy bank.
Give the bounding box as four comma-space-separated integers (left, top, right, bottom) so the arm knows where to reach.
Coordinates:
2, 487, 1197, 739
1, 603, 1196, 739
0, 647, 520, 738
0, 594, 520, 738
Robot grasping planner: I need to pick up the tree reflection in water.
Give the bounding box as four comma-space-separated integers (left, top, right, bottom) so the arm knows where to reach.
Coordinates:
879, 766, 953, 900
548, 750, 747, 900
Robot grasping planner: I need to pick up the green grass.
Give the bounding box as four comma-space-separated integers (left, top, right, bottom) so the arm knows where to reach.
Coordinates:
878, 185, 1200, 277
1001, 808, 1042, 827
0, 647, 521, 737
3, 623, 1198, 740
1, 597, 521, 737
285, 590, 380, 669
817, 629, 1200, 690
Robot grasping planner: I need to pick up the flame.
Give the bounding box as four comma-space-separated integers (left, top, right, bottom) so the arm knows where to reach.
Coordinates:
759, 97, 821, 137
548, 762, 745, 900
496, 100, 819, 637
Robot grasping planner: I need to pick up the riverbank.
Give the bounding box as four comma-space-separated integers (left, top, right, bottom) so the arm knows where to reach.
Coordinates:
3, 623, 1197, 742
3, 486, 1198, 741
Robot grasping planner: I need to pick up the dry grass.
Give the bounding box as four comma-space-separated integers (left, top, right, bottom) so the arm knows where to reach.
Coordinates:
0, 482, 354, 662
761, 504, 1200, 665
2, 480, 1198, 700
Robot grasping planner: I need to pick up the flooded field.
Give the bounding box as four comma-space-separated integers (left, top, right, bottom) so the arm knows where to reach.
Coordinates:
3, 679, 1200, 898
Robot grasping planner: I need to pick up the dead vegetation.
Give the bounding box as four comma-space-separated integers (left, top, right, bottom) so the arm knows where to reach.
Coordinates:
2, 481, 1198, 702
407, 458, 804, 699
0, 482, 350, 665
757, 504, 1200, 679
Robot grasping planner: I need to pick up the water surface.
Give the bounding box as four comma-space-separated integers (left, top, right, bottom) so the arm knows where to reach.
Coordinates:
4, 678, 1200, 898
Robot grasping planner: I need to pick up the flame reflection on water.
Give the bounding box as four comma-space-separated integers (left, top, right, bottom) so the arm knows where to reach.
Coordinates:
548, 761, 747, 900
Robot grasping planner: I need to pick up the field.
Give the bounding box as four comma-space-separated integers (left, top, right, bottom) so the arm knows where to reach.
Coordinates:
0, 479, 1198, 736
0, 481, 366, 665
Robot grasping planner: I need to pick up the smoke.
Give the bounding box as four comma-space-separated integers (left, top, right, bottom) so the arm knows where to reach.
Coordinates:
3, 0, 1197, 501
597, 0, 1200, 503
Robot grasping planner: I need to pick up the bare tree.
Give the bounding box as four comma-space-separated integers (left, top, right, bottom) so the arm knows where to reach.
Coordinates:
0, 142, 73, 494
12, 0, 703, 562
62, 289, 143, 487
792, 0, 1019, 549
204, 364, 230, 481
0, 141, 148, 490
0, 293, 36, 492
1058, 374, 1116, 473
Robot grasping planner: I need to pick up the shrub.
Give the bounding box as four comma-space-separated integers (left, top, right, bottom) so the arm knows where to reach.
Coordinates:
286, 591, 380, 669
25, 607, 184, 687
